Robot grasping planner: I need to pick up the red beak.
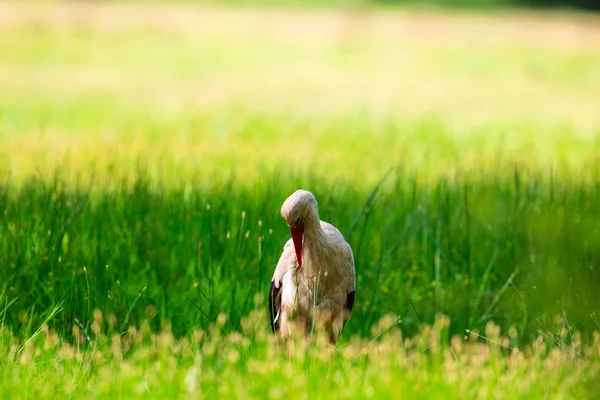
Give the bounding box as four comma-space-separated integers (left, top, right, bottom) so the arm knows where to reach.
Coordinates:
290, 223, 304, 268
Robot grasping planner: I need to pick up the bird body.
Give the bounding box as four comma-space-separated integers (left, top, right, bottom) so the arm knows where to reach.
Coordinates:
269, 190, 356, 343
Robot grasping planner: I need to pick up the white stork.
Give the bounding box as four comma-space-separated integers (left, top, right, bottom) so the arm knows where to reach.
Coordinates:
268, 189, 356, 344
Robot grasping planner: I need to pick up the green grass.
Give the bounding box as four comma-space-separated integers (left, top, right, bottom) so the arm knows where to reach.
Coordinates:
1, 2, 600, 398
2, 170, 600, 342
1, 314, 599, 399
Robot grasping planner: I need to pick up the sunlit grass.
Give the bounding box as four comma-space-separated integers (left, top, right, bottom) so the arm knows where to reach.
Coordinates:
1, 310, 598, 399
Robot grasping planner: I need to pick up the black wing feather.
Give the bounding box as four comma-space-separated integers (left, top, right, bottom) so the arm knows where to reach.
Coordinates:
268, 280, 281, 333
343, 290, 355, 327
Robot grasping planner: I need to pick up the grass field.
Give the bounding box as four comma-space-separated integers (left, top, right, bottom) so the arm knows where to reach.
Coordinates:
1, 2, 600, 398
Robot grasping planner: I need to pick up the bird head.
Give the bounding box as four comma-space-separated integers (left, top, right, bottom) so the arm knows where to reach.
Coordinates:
280, 189, 318, 268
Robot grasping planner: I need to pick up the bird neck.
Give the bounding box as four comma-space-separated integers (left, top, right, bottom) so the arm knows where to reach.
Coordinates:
302, 209, 324, 241
301, 211, 329, 269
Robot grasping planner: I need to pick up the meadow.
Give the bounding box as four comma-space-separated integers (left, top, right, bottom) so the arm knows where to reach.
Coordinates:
1, 2, 600, 398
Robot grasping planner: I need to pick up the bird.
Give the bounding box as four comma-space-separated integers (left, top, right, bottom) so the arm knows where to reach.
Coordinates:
268, 189, 356, 344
